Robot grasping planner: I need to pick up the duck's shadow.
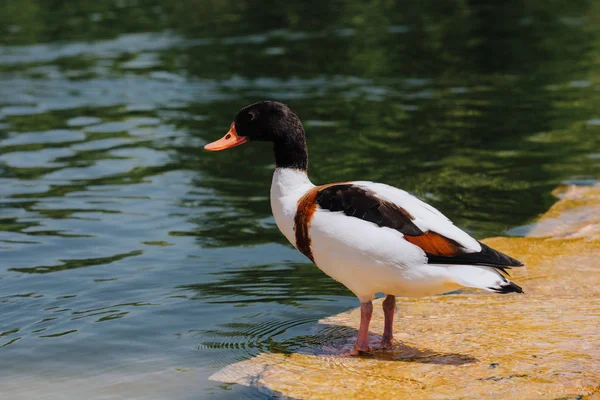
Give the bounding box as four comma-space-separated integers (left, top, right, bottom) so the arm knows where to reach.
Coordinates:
296, 324, 478, 365
358, 341, 478, 365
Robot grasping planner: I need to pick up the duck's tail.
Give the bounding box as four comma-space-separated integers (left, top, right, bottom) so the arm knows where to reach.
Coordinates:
434, 264, 524, 294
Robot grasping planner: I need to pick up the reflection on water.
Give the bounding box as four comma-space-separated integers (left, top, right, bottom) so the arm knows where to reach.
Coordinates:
0, 0, 599, 398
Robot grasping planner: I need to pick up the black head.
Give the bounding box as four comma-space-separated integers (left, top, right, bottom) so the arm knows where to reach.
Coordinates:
205, 101, 308, 170
233, 101, 305, 144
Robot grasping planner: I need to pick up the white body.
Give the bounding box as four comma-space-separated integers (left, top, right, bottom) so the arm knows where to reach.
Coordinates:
270, 168, 510, 303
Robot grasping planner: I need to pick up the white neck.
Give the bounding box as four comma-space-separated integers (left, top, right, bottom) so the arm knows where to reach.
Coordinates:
271, 168, 313, 195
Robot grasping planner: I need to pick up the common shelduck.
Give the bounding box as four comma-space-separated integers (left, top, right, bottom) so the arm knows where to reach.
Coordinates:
205, 101, 524, 355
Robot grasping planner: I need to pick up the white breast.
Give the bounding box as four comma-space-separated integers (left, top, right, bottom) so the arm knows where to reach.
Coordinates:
270, 168, 314, 247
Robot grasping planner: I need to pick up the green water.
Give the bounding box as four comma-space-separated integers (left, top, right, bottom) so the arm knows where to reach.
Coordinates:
0, 1, 599, 398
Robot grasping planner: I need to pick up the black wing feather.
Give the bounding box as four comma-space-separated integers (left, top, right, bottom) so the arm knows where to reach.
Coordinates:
427, 241, 523, 268
315, 184, 424, 236
427, 242, 523, 268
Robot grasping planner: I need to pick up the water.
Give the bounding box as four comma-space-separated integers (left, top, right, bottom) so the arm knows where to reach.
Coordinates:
0, 1, 599, 398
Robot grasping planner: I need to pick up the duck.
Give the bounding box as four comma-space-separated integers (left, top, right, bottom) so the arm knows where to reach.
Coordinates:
204, 100, 524, 356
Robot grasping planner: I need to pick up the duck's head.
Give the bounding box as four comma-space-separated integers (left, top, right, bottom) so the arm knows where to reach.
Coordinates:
204, 101, 308, 170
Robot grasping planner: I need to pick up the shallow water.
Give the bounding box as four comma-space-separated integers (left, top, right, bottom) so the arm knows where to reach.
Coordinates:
0, 1, 599, 398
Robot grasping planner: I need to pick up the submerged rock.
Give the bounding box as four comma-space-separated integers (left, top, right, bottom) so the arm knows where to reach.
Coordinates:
211, 185, 600, 399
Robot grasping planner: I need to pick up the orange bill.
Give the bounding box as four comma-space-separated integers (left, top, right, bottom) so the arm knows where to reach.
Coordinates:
204, 123, 248, 151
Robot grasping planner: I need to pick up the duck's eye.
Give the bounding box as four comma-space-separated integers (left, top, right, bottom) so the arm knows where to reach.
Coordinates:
246, 112, 255, 121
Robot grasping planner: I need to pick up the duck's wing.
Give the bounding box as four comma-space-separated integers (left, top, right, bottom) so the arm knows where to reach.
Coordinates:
315, 182, 523, 269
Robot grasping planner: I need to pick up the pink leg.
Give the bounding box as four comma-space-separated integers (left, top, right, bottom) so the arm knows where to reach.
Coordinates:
348, 301, 373, 355
381, 294, 395, 349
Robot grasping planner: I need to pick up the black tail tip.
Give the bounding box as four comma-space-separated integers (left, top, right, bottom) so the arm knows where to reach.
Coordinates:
489, 281, 524, 294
